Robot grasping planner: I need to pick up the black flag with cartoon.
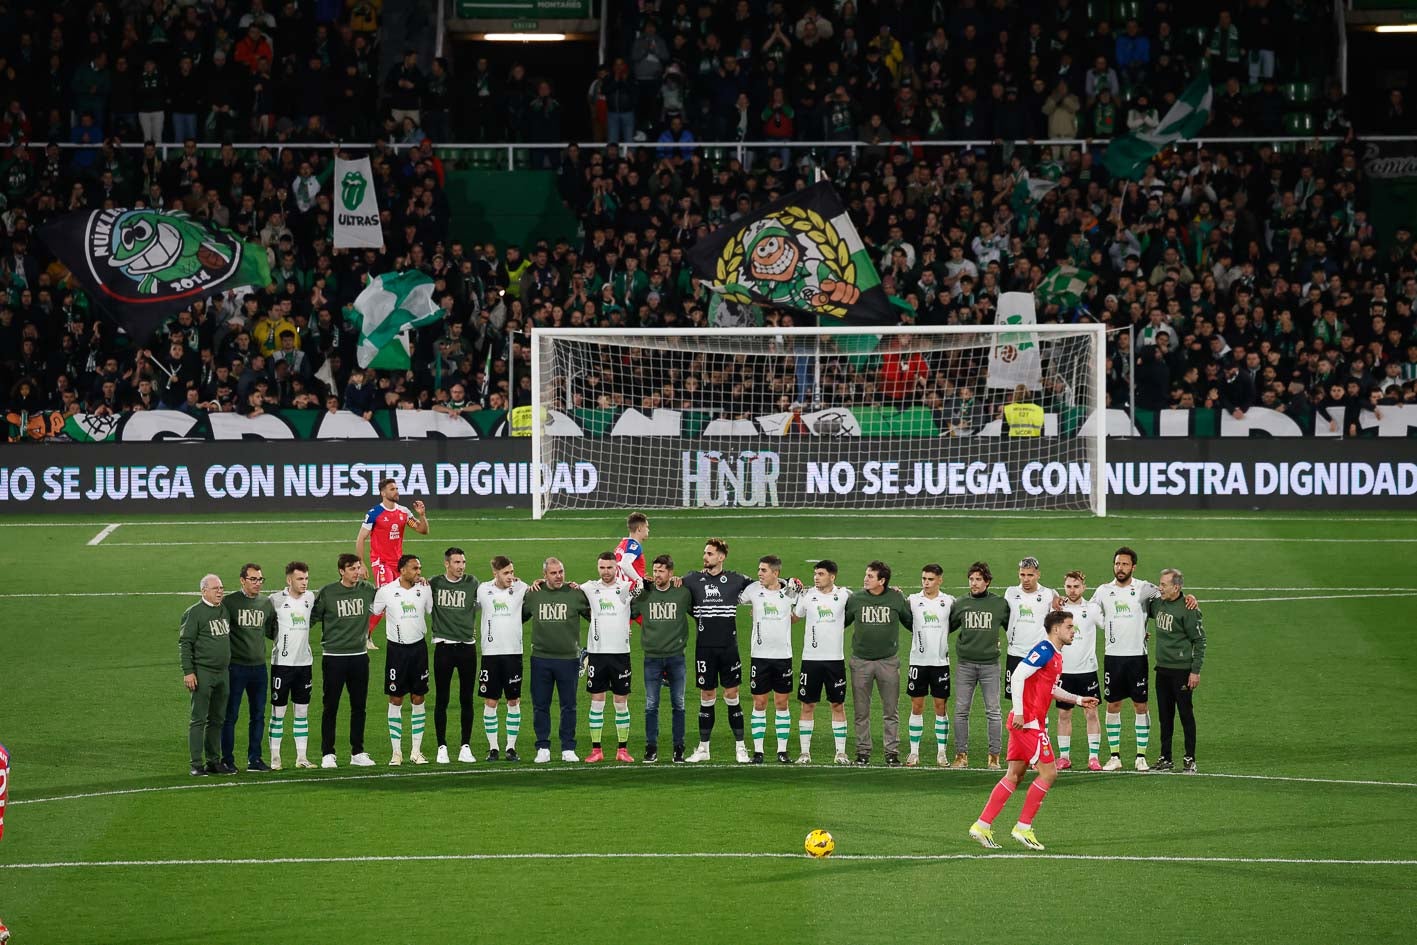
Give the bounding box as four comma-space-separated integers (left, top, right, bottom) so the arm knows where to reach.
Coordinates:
687, 181, 894, 325
39, 208, 272, 343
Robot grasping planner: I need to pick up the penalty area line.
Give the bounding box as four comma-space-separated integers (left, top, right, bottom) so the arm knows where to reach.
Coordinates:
2, 852, 1415, 871
86, 524, 121, 546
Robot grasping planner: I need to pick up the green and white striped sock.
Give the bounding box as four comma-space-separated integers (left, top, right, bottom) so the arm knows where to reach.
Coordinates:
907, 713, 924, 752
292, 704, 309, 759
410, 703, 425, 755
589, 701, 605, 747
750, 708, 767, 753
1135, 713, 1150, 754
935, 714, 949, 750
506, 705, 521, 750
615, 704, 630, 746
1087, 733, 1102, 759
269, 706, 285, 760
775, 710, 792, 751
798, 718, 814, 755
1058, 735, 1072, 758
387, 704, 402, 752
483, 705, 499, 751
831, 720, 847, 753
1105, 712, 1122, 754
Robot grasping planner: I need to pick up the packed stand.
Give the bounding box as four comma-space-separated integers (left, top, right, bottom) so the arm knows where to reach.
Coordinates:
1, 0, 1415, 438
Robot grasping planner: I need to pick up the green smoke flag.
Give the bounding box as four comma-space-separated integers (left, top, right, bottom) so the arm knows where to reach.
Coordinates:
1103, 71, 1213, 181
687, 181, 894, 324
1036, 265, 1094, 308
350, 270, 444, 369
38, 208, 272, 344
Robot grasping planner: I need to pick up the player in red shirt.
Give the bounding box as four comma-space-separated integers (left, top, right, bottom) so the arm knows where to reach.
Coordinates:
969, 610, 1099, 851
356, 478, 429, 647
614, 512, 649, 593
0, 741, 8, 842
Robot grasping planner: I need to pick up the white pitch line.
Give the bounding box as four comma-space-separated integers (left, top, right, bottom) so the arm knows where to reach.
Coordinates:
11, 763, 1417, 809
86, 524, 121, 546
95, 535, 1417, 548
2, 851, 1414, 871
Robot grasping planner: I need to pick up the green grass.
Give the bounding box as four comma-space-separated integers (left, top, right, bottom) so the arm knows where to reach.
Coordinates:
3, 510, 1416, 943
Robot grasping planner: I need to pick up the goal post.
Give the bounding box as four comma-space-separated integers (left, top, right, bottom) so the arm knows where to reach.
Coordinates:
530, 324, 1107, 518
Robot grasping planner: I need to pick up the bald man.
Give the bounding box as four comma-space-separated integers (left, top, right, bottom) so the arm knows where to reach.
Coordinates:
180, 574, 235, 776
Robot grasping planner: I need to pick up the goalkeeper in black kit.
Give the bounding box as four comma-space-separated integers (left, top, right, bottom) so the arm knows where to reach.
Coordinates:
682, 539, 756, 764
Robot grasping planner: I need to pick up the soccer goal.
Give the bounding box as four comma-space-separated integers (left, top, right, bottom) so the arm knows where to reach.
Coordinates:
529, 323, 1107, 517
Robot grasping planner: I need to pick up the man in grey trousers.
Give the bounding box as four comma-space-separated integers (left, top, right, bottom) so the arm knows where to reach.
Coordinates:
947, 561, 1012, 769
844, 561, 913, 766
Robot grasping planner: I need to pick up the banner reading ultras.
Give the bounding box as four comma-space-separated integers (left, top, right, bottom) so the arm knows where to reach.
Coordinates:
3, 440, 1417, 512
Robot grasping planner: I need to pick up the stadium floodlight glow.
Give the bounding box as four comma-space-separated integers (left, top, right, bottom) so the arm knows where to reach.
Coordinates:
1374, 24, 1417, 33
483, 32, 567, 41
530, 325, 1109, 518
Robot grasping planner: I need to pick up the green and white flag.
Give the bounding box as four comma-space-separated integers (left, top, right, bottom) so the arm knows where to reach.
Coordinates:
1012, 175, 1059, 207
350, 270, 443, 369
986, 292, 1042, 390
333, 156, 384, 250
1103, 71, 1213, 180
1036, 265, 1093, 308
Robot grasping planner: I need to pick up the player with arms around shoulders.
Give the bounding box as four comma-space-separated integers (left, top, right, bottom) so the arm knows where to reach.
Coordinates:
632, 554, 695, 763
222, 563, 276, 773
1003, 556, 1059, 702
1056, 570, 1105, 771
1094, 546, 1196, 772
792, 560, 853, 765
476, 556, 531, 761
267, 561, 317, 770
969, 611, 1100, 851
372, 554, 433, 765
312, 553, 377, 768
356, 477, 429, 649
682, 539, 756, 764
525, 557, 591, 764
430, 547, 480, 765
948, 561, 1012, 770
741, 555, 802, 764
582, 551, 639, 762
906, 563, 955, 768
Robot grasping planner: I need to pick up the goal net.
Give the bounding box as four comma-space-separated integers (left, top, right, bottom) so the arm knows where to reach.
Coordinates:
530, 324, 1106, 517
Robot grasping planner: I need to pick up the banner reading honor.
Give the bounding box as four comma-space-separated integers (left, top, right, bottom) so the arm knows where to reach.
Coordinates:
334, 156, 384, 250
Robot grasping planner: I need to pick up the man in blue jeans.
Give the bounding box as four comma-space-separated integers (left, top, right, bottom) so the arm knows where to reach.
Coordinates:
222, 563, 276, 772
523, 557, 589, 763
632, 555, 695, 763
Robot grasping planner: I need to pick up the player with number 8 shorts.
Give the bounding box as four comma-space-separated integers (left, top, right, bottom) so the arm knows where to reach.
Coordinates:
356, 478, 429, 649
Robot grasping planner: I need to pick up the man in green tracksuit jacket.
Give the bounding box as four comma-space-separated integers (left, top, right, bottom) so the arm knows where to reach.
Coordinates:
180, 573, 232, 777
1149, 567, 1207, 773
845, 561, 913, 767
948, 561, 1012, 770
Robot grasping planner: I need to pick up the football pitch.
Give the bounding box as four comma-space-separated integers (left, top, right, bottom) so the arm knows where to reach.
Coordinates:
2, 509, 1415, 943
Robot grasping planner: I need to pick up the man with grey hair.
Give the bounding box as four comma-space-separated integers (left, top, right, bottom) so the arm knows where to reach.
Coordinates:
1148, 568, 1206, 773
524, 557, 589, 763
180, 574, 233, 776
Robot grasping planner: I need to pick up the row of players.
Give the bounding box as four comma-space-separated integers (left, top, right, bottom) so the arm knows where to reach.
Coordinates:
180, 535, 1207, 781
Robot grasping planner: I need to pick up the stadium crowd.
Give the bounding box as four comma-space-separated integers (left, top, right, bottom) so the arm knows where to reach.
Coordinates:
0, 0, 1415, 437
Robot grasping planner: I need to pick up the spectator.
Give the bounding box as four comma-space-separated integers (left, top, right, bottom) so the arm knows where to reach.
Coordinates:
1043, 82, 1080, 139
386, 50, 424, 128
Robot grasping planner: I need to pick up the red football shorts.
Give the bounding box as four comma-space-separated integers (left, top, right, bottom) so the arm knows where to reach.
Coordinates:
1006, 721, 1055, 766
370, 558, 399, 587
